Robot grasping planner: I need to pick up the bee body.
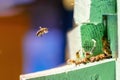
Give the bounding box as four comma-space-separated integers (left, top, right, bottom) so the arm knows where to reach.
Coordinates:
75, 50, 80, 60
90, 56, 96, 62
36, 27, 48, 36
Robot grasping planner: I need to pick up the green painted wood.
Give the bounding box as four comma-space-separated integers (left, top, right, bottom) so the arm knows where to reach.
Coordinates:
27, 61, 115, 80
90, 0, 117, 23
107, 14, 118, 58
80, 23, 105, 55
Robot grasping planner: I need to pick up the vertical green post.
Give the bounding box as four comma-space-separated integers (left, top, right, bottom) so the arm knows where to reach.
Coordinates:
107, 14, 118, 58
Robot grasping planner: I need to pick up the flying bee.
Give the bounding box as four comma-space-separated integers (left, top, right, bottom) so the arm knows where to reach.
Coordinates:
36, 26, 48, 37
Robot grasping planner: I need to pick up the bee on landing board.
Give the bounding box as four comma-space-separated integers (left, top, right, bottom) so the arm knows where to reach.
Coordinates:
76, 50, 80, 60
67, 50, 81, 66
36, 26, 48, 37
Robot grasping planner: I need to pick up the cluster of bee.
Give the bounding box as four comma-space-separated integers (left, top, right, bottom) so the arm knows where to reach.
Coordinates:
67, 38, 112, 66
67, 50, 89, 65
67, 51, 112, 66
102, 37, 112, 58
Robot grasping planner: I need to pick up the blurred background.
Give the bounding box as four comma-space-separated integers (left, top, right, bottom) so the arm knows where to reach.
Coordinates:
0, 0, 73, 80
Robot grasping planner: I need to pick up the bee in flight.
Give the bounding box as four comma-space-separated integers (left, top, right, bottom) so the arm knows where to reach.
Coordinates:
36, 26, 48, 37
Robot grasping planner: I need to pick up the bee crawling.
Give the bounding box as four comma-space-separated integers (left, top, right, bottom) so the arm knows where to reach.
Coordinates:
36, 26, 48, 37
67, 50, 81, 66
67, 59, 82, 66
102, 36, 112, 58
75, 50, 81, 60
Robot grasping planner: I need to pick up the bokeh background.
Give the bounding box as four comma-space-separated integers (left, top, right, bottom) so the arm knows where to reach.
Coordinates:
0, 0, 73, 80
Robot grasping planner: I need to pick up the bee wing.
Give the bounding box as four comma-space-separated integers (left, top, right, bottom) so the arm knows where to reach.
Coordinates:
44, 30, 48, 33
43, 28, 48, 33
39, 26, 42, 29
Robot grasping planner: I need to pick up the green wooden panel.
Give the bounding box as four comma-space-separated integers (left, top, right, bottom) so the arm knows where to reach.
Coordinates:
107, 14, 118, 58
27, 61, 115, 80
90, 0, 117, 23
80, 23, 105, 55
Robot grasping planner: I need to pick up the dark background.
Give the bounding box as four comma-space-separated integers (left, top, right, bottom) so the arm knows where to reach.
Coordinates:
0, 0, 73, 80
